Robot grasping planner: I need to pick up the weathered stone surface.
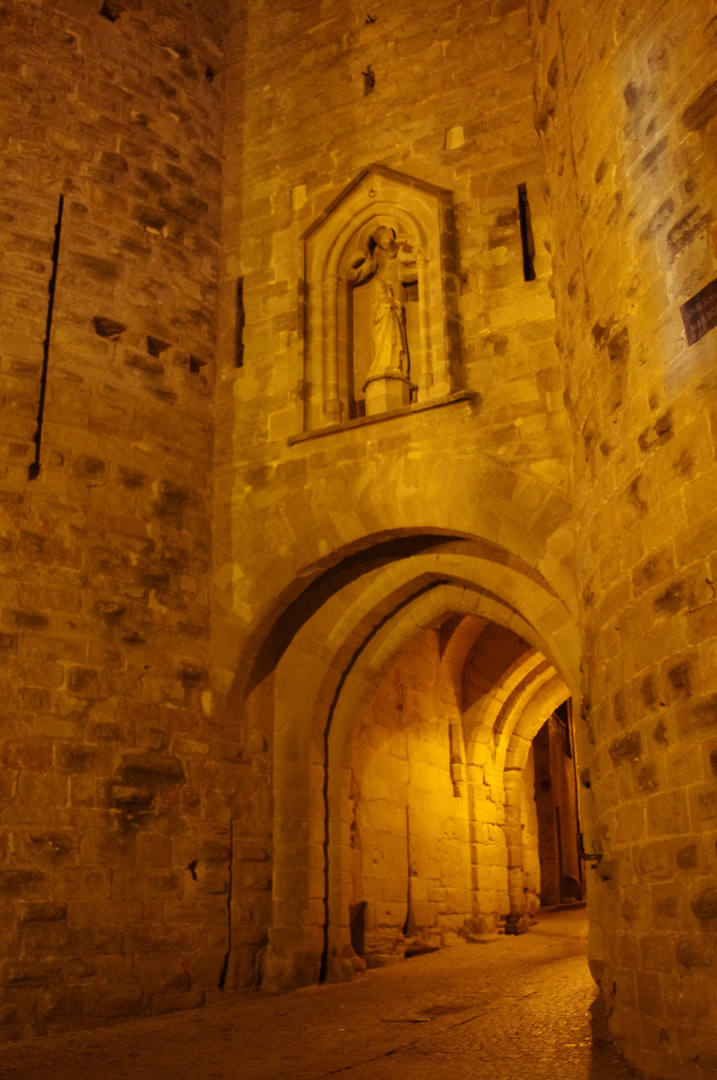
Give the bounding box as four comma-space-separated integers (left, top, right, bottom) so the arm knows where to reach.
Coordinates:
117, 754, 185, 785
691, 889, 717, 922
0, 0, 232, 1040
609, 732, 642, 764
532, 0, 717, 1072
0, 0, 715, 1074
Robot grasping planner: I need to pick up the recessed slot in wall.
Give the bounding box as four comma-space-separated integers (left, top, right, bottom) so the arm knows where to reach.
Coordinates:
189, 355, 206, 374
30, 193, 64, 482
93, 316, 126, 339
147, 335, 170, 358
518, 183, 536, 282
235, 277, 245, 368
349, 901, 367, 957
99, 2, 124, 21
205, 65, 216, 83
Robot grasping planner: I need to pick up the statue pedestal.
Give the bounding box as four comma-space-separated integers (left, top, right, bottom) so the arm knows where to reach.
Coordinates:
324, 398, 343, 424
364, 373, 413, 416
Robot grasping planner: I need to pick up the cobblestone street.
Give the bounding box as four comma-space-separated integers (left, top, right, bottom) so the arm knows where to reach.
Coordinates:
0, 909, 645, 1080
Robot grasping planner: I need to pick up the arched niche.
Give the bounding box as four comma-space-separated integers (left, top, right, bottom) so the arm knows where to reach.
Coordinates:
302, 165, 461, 429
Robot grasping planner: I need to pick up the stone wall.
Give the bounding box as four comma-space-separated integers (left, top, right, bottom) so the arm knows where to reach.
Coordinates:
520, 744, 541, 916
217, 0, 564, 458
11, 0, 717, 1068
213, 0, 577, 991
345, 626, 559, 963
0, 0, 232, 1037
531, 0, 717, 1074
350, 631, 472, 964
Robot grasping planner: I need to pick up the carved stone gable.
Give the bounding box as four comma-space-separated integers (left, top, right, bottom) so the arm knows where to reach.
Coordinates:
302, 166, 461, 430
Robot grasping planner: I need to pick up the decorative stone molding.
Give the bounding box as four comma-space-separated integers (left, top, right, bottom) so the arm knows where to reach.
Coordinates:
302, 165, 461, 430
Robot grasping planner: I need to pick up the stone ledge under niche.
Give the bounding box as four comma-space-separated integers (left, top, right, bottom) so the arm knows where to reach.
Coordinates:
288, 391, 481, 445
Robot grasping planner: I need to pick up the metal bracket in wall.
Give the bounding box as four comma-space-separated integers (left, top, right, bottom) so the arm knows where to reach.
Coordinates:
577, 831, 602, 866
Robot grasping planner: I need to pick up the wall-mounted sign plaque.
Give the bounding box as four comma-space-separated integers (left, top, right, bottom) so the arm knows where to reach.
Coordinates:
681, 277, 717, 346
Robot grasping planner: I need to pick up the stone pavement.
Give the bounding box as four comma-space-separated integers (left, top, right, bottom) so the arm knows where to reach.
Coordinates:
0, 909, 644, 1080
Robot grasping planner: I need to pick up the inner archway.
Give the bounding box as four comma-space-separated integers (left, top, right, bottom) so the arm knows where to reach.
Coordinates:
337, 615, 578, 973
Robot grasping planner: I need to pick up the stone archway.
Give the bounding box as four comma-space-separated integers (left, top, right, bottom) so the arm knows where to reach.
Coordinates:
237, 531, 580, 993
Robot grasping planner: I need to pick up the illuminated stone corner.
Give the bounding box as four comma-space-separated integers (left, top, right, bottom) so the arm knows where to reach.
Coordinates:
301, 164, 461, 430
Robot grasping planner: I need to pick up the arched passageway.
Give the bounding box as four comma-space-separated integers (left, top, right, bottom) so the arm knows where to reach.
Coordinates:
230, 530, 582, 993
342, 618, 583, 972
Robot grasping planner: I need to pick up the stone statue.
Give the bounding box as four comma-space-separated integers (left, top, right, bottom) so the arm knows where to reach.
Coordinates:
348, 226, 418, 384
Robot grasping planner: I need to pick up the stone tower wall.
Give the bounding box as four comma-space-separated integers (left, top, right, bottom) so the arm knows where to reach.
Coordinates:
531, 1, 717, 1074
0, 0, 232, 1036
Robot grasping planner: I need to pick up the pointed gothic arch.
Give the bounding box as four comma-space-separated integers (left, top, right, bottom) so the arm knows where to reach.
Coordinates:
235, 531, 579, 992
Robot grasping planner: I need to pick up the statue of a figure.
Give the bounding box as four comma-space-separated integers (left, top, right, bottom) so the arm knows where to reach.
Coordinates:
348, 226, 418, 383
